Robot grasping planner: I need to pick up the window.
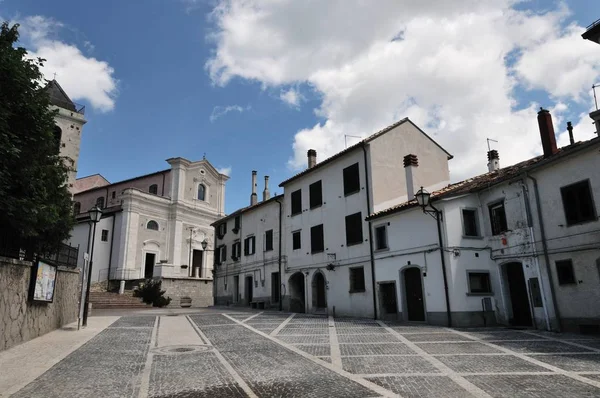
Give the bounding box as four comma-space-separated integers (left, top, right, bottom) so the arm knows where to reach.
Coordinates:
309, 180, 323, 208
375, 225, 388, 250
292, 230, 301, 250
556, 259, 576, 285
101, 229, 109, 242
233, 216, 241, 232
147, 220, 159, 231
343, 163, 360, 196
217, 223, 227, 238
310, 224, 324, 253
244, 236, 256, 255
149, 184, 158, 195
349, 267, 366, 292
215, 245, 221, 264
561, 180, 596, 225
345, 212, 363, 246
73, 202, 81, 215
231, 241, 241, 260
111, 191, 116, 199
291, 189, 302, 215
467, 272, 492, 294
53, 126, 62, 152
462, 209, 480, 237
489, 201, 507, 235
96, 196, 105, 208
216, 245, 227, 265
198, 184, 206, 201
265, 229, 274, 251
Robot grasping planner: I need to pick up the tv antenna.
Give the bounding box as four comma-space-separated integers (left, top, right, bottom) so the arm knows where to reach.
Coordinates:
487, 138, 498, 151
344, 135, 361, 148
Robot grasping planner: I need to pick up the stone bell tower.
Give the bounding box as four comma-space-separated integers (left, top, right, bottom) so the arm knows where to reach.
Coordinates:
46, 80, 87, 192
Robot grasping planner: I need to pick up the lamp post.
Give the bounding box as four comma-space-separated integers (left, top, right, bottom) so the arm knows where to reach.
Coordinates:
82, 205, 102, 327
414, 187, 452, 327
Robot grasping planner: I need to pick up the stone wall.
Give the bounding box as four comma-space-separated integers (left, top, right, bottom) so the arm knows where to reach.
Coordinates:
159, 277, 214, 308
0, 257, 80, 351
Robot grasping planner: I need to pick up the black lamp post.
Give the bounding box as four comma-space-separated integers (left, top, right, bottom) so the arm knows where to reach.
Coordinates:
82, 205, 102, 327
414, 187, 452, 327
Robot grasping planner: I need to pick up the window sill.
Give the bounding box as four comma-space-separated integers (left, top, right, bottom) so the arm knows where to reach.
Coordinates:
310, 204, 323, 210
265, 249, 273, 252
558, 282, 577, 286
349, 289, 366, 294
462, 235, 484, 240
565, 218, 598, 227
311, 250, 324, 255
344, 190, 360, 197
346, 241, 363, 247
466, 292, 493, 296
374, 247, 389, 253
291, 212, 302, 217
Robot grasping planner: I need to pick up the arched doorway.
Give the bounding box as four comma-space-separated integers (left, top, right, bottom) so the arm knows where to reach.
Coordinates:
503, 262, 532, 326
288, 272, 305, 313
312, 271, 327, 310
403, 267, 425, 321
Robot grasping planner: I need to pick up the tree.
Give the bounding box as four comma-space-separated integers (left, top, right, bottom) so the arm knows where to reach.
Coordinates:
0, 22, 74, 254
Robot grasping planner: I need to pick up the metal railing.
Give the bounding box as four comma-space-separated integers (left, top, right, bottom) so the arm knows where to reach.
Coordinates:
0, 229, 78, 268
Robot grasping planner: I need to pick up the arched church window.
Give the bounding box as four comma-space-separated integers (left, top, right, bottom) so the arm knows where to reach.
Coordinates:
198, 184, 206, 201
149, 184, 158, 195
147, 220, 159, 231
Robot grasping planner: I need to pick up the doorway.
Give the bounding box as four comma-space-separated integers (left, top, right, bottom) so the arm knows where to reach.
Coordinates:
288, 272, 305, 313
245, 276, 253, 305
233, 275, 239, 303
404, 267, 425, 321
144, 252, 156, 279
312, 272, 327, 310
504, 262, 532, 327
192, 249, 203, 278
379, 282, 398, 320
271, 272, 280, 303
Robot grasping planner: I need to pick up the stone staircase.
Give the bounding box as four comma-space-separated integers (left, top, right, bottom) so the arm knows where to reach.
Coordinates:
89, 291, 151, 309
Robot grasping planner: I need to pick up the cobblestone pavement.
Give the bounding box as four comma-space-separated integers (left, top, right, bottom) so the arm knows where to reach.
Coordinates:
9, 310, 600, 397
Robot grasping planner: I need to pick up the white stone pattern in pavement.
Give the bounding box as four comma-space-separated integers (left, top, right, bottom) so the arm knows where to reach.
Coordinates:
6, 311, 600, 398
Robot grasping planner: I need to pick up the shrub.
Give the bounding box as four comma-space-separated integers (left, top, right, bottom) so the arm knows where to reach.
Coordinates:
133, 279, 171, 307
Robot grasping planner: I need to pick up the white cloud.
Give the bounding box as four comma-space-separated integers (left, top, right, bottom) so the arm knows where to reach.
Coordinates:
280, 87, 302, 107
206, 1, 600, 181
209, 104, 250, 122
16, 16, 117, 112
217, 166, 232, 176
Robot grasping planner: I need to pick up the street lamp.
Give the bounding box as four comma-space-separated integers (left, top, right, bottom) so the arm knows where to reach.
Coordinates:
415, 187, 452, 327
201, 239, 208, 250
82, 205, 102, 327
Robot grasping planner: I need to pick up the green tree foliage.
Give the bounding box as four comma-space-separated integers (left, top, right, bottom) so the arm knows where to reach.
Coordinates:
0, 22, 74, 253
133, 279, 172, 307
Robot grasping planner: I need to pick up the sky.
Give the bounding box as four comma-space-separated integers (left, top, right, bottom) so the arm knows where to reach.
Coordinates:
1, 0, 599, 213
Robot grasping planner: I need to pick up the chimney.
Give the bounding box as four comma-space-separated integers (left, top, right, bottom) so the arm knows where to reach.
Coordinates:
567, 121, 575, 145
403, 154, 418, 200
487, 150, 500, 172
307, 149, 317, 168
590, 109, 600, 135
250, 170, 257, 206
263, 175, 270, 201
537, 108, 558, 157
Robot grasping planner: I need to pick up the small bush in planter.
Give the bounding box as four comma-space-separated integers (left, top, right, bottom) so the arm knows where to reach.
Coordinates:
133, 279, 172, 307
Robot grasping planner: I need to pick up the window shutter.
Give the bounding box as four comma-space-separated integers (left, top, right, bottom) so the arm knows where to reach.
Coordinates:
251, 237, 256, 254
244, 238, 249, 255
223, 245, 227, 261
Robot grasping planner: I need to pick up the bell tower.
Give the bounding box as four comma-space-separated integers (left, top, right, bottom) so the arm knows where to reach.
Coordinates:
46, 80, 87, 192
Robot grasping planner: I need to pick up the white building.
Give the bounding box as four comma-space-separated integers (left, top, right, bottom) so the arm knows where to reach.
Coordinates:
368, 109, 600, 332
213, 172, 284, 308
68, 157, 229, 287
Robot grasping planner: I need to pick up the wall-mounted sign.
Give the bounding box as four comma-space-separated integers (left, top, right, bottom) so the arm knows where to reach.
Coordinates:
30, 260, 57, 303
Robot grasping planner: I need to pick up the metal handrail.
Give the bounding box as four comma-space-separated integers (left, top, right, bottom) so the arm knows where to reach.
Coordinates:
586, 18, 600, 30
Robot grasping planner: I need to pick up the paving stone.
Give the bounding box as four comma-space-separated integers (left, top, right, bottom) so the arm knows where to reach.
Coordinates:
464, 331, 544, 341
194, 324, 376, 397
335, 319, 379, 326
277, 327, 329, 335
276, 335, 330, 344
582, 374, 600, 382
342, 355, 440, 375
417, 342, 502, 354
403, 333, 475, 342
340, 343, 415, 356
189, 314, 237, 326
12, 326, 152, 398
316, 356, 332, 363
387, 325, 448, 334
530, 354, 600, 372
294, 345, 331, 356
465, 374, 600, 397
493, 340, 594, 354
338, 334, 400, 343
109, 315, 156, 328
149, 352, 247, 398
436, 354, 549, 373
335, 327, 389, 335
367, 375, 476, 398
575, 340, 600, 350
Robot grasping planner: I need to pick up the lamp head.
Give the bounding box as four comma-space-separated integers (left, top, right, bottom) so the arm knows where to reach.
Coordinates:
415, 186, 431, 208
201, 239, 208, 250
88, 206, 103, 223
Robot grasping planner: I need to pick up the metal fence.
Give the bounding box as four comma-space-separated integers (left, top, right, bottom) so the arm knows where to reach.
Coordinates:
0, 230, 78, 268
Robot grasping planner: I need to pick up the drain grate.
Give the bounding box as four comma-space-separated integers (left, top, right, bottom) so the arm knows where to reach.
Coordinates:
152, 345, 211, 355
171, 347, 194, 353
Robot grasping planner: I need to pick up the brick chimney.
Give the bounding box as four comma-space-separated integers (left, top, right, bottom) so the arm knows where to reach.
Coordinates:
567, 121, 575, 145
403, 154, 418, 200
250, 170, 257, 206
307, 149, 317, 168
487, 150, 500, 172
590, 109, 600, 135
537, 108, 558, 157
263, 175, 270, 201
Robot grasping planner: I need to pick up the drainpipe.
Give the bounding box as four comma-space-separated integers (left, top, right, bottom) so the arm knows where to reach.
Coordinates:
429, 202, 452, 327
276, 197, 283, 311
106, 214, 116, 291
361, 145, 378, 319
525, 173, 562, 331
